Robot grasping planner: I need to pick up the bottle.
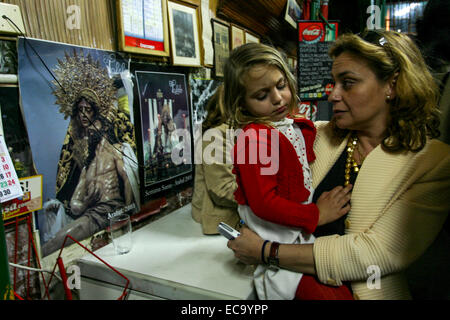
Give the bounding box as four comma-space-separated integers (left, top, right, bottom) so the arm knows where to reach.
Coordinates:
321, 0, 329, 20
311, 0, 321, 20
302, 0, 311, 20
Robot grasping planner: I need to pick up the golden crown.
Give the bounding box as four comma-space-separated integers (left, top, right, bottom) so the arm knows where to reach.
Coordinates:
51, 50, 117, 122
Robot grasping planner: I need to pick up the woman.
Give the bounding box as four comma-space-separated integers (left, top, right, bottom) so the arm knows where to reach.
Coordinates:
192, 86, 240, 234
227, 30, 450, 300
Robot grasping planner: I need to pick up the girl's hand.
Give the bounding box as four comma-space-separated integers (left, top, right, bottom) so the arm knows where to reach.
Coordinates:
227, 226, 264, 265
316, 184, 352, 226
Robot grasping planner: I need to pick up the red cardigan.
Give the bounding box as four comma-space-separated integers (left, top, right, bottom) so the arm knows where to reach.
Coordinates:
232, 118, 319, 234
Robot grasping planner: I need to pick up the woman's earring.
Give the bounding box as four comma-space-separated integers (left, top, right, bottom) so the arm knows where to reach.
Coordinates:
386, 95, 391, 100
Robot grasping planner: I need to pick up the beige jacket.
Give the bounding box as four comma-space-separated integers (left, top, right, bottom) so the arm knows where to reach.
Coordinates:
192, 123, 240, 234
311, 121, 450, 300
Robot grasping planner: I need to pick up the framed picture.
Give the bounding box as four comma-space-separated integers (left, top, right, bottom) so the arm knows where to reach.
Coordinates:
0, 39, 17, 74
230, 25, 244, 50
285, 0, 302, 28
116, 0, 170, 57
245, 31, 260, 44
167, 1, 202, 67
212, 19, 230, 77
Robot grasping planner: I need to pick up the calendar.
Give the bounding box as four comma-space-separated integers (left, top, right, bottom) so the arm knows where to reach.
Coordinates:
0, 135, 23, 203
119, 0, 169, 55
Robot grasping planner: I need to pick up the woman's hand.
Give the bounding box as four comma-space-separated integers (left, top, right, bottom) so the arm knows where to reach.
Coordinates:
316, 184, 352, 226
227, 226, 264, 265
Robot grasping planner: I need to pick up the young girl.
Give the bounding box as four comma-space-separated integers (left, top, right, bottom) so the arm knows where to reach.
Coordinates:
225, 43, 353, 300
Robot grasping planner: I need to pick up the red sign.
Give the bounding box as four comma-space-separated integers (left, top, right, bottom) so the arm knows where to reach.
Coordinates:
325, 83, 334, 95
296, 101, 318, 121
301, 25, 323, 43
297, 20, 339, 101
125, 36, 165, 52
299, 22, 326, 43
2, 175, 42, 220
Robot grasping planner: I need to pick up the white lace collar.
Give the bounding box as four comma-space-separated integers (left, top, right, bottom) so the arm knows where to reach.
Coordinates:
271, 117, 293, 128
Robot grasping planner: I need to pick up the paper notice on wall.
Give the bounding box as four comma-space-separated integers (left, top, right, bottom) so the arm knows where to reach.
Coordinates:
2, 175, 43, 220
201, 0, 214, 66
0, 135, 23, 203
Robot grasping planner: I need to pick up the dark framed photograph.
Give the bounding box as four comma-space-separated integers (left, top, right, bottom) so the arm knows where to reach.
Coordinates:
212, 19, 230, 77
167, 1, 202, 67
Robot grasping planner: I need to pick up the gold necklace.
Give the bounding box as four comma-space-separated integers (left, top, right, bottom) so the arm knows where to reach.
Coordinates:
345, 133, 361, 186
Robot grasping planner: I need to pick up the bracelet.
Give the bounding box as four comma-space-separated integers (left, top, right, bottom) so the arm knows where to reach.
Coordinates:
261, 240, 270, 264
268, 241, 280, 268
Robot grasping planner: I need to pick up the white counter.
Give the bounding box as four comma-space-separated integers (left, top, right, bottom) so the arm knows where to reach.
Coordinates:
77, 204, 255, 300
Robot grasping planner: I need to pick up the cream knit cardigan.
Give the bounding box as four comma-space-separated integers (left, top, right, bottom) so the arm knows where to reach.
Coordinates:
311, 121, 450, 300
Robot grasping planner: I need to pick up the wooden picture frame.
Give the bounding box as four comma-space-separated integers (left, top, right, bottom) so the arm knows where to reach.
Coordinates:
167, 1, 202, 67
230, 25, 244, 50
212, 19, 230, 77
285, 0, 302, 29
116, 0, 170, 57
245, 31, 260, 44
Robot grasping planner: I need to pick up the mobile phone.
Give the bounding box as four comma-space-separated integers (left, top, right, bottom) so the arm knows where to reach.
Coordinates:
217, 222, 241, 240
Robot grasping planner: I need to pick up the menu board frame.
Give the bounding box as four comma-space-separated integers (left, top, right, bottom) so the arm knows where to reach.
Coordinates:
116, 0, 170, 57
297, 20, 339, 101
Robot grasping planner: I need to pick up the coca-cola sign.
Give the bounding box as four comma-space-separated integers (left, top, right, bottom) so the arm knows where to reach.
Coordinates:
302, 25, 323, 43
297, 21, 339, 101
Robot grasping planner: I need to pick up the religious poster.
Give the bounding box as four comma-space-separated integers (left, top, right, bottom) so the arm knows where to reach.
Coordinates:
131, 63, 193, 203
189, 78, 221, 125
189, 77, 221, 157
18, 38, 140, 256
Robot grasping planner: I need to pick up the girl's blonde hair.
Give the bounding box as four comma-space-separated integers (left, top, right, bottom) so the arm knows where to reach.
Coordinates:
220, 43, 298, 128
201, 85, 228, 132
329, 30, 440, 152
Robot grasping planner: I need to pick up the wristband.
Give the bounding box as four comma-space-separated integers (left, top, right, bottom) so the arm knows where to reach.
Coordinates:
268, 241, 280, 267
261, 240, 270, 264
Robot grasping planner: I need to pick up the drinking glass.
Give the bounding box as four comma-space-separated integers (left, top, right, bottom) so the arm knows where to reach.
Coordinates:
109, 214, 132, 255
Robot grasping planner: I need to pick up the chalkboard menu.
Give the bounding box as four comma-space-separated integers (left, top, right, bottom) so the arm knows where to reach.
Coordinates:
297, 21, 339, 101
